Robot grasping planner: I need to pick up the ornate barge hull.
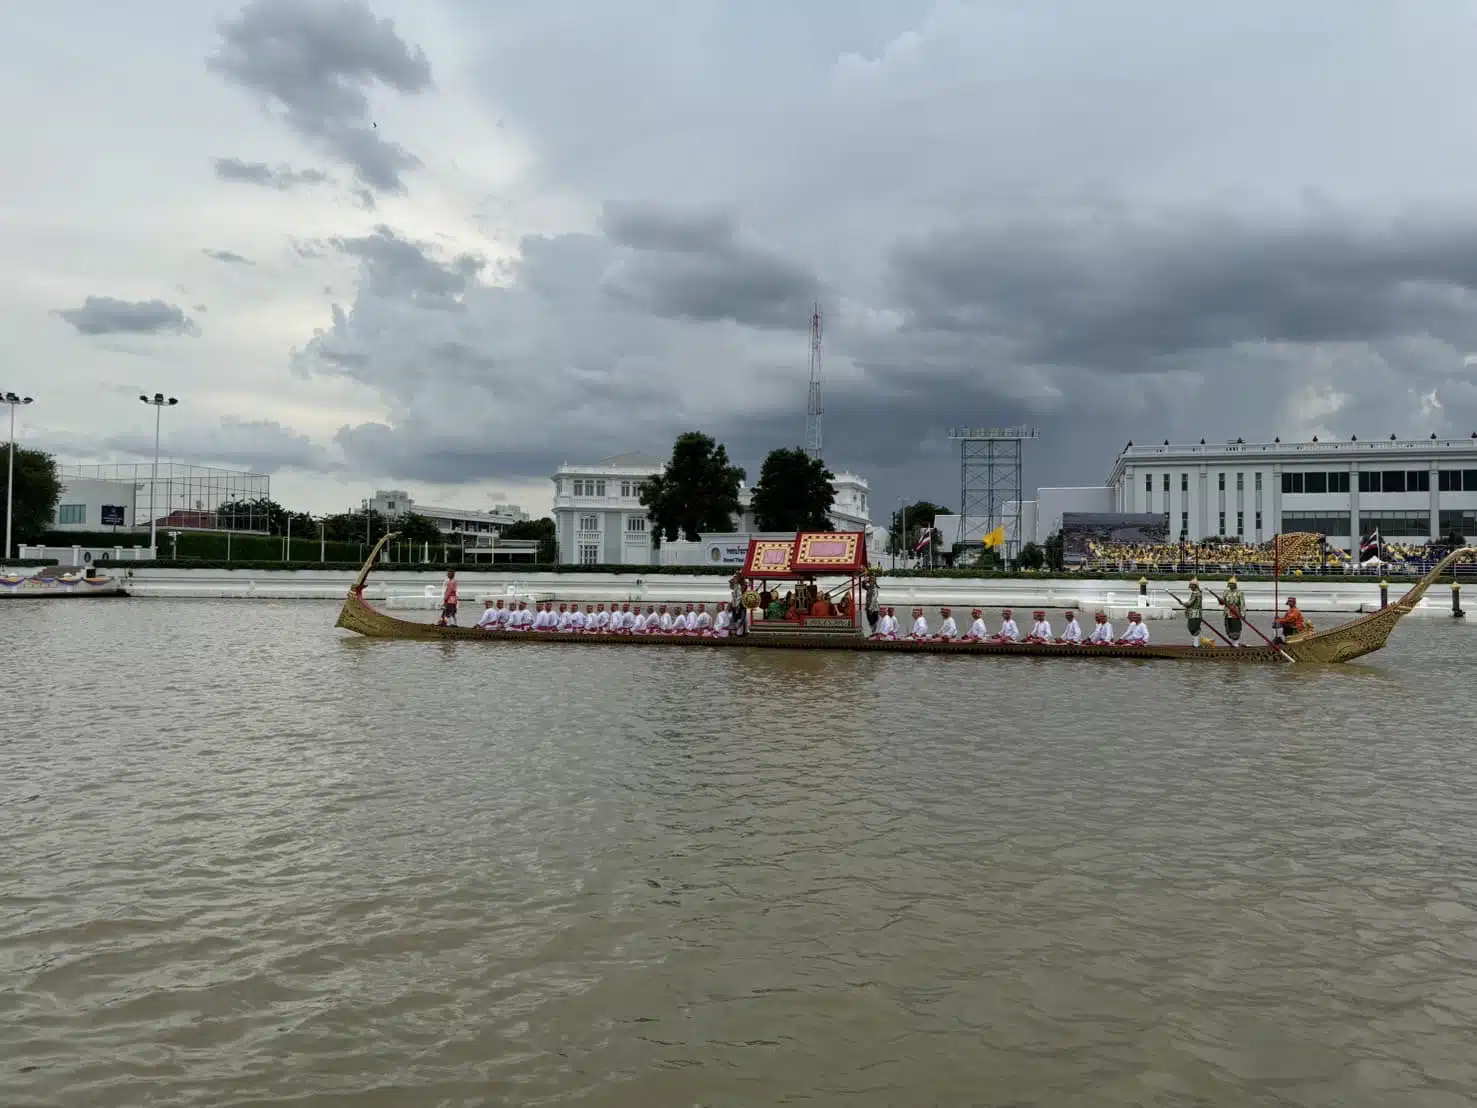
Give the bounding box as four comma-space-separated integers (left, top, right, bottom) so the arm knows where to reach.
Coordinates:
335, 537, 1465, 664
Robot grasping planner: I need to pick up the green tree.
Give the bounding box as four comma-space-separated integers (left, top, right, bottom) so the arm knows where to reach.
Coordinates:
2, 445, 61, 549
394, 512, 444, 546
1017, 542, 1046, 570
503, 517, 557, 562
885, 500, 946, 556
640, 431, 745, 543
750, 447, 835, 531
1044, 529, 1065, 571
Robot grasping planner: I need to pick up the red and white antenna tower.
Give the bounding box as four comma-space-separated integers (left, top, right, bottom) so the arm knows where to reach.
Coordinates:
805, 302, 823, 461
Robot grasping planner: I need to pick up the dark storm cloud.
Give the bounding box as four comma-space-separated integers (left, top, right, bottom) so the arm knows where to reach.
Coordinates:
328, 225, 484, 308
208, 0, 433, 193
888, 209, 1477, 371
202, 248, 254, 265
103, 417, 333, 473
57, 296, 197, 337
599, 201, 820, 330
212, 156, 330, 190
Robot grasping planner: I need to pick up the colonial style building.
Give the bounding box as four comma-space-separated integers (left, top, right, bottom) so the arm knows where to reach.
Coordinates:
551, 452, 876, 566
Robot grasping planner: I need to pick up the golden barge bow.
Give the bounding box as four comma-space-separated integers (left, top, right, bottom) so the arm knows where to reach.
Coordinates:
335, 535, 1463, 663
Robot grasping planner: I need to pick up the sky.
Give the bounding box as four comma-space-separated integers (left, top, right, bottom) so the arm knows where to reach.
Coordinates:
6, 0, 1477, 520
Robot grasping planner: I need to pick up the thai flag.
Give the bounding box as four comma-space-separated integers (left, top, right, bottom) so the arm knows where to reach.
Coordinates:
1360, 530, 1381, 559
912, 530, 931, 554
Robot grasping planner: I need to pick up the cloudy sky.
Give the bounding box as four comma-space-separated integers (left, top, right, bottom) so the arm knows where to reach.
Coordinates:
6, 0, 1477, 518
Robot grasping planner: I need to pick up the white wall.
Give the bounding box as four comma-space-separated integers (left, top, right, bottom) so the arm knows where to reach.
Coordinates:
1036, 487, 1116, 545
52, 478, 139, 533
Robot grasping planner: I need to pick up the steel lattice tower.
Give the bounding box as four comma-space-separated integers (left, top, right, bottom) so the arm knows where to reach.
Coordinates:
948, 426, 1039, 558
804, 303, 823, 461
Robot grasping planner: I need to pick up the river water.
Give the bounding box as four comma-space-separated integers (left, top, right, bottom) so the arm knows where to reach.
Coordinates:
3, 600, 1476, 1107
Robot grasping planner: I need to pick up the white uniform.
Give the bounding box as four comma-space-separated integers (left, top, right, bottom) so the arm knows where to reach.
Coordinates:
1122, 621, 1150, 644
556, 611, 572, 631
937, 616, 958, 639
1061, 618, 1082, 643
632, 612, 649, 633
911, 615, 930, 638
1029, 620, 1052, 640
571, 610, 588, 631
714, 610, 731, 635
878, 614, 898, 637
996, 618, 1019, 641
658, 612, 675, 633
965, 618, 988, 639
1089, 620, 1114, 644
696, 611, 712, 632
476, 607, 500, 628
594, 610, 609, 631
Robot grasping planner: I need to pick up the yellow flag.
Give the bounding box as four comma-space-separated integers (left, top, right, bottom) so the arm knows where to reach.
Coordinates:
982, 525, 1006, 548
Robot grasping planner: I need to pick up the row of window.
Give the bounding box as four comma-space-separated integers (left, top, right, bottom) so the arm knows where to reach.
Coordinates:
577, 515, 647, 533
1149, 472, 1265, 494
1440, 510, 1477, 537
1278, 510, 1437, 536
569, 479, 640, 498
1281, 469, 1477, 494
58, 504, 86, 524
1176, 511, 1265, 539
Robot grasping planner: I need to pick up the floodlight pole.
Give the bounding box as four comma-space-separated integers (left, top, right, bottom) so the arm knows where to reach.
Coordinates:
3, 392, 35, 560
139, 393, 178, 553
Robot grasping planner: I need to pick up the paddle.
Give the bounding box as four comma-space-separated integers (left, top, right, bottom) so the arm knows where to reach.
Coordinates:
1166, 591, 1234, 648
1205, 587, 1295, 664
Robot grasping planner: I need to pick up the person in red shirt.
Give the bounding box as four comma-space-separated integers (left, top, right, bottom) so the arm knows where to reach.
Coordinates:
439, 569, 459, 626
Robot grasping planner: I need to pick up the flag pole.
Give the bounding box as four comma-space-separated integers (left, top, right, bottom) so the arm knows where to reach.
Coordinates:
1273, 532, 1279, 616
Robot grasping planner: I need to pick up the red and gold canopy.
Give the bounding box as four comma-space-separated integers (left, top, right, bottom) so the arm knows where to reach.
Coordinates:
742, 532, 867, 578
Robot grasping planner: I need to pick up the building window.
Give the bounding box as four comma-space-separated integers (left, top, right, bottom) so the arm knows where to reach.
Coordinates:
579, 543, 599, 565
620, 481, 632, 498
1180, 473, 1188, 493
1282, 472, 1304, 494
1304, 472, 1327, 494
58, 504, 86, 524
1359, 470, 1378, 493
1360, 510, 1430, 536
626, 516, 645, 532
1440, 470, 1460, 492
579, 515, 598, 531
1218, 511, 1226, 535
1162, 473, 1170, 492
1236, 511, 1244, 536
1439, 510, 1477, 537
1408, 470, 1430, 493
1281, 511, 1353, 535
1236, 472, 1244, 492
572, 480, 584, 496
1381, 471, 1406, 493
1218, 473, 1225, 491
1145, 473, 1152, 494
1255, 472, 1262, 491
595, 480, 607, 497
1255, 511, 1262, 530
1329, 472, 1350, 493
1180, 512, 1189, 539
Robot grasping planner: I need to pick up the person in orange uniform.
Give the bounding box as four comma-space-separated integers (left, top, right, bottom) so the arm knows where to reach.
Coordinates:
1274, 597, 1306, 642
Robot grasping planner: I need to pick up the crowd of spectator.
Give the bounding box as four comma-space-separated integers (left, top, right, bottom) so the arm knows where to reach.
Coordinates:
1078, 537, 1473, 574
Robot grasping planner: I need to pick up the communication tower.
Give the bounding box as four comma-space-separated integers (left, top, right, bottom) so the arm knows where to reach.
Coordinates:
947, 426, 1039, 560
804, 303, 823, 461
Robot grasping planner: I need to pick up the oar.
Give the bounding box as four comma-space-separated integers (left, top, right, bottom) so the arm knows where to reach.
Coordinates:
1205, 587, 1295, 663
1166, 591, 1234, 647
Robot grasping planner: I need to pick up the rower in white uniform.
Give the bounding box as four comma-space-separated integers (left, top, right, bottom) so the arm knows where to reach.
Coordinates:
1088, 611, 1113, 644
964, 607, 988, 641
694, 604, 712, 633
993, 609, 1020, 643
476, 599, 500, 629
1025, 610, 1052, 643
1059, 611, 1082, 644
1119, 612, 1150, 645
877, 606, 899, 638
714, 603, 731, 636
936, 607, 958, 640
909, 607, 930, 639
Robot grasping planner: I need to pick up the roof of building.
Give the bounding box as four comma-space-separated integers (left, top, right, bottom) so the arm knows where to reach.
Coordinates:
594, 452, 665, 468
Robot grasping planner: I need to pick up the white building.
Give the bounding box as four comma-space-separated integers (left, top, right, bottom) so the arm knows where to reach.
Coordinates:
1102, 436, 1477, 556
50, 476, 138, 533
551, 453, 877, 566
366, 489, 528, 538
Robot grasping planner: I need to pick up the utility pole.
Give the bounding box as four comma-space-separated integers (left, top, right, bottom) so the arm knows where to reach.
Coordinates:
3, 391, 35, 560
804, 303, 823, 461
139, 393, 179, 553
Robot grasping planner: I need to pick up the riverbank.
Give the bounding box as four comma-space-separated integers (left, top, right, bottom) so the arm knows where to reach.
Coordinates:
11, 564, 1463, 618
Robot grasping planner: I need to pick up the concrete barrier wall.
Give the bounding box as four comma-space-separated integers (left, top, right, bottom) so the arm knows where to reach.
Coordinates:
19, 565, 1458, 618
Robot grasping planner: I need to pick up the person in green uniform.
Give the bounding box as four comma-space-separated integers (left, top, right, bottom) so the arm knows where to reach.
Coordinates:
1222, 575, 1246, 647
1184, 578, 1204, 646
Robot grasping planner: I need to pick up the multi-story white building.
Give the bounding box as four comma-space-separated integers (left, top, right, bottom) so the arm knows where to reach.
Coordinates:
551, 453, 876, 566
366, 489, 528, 538
1104, 436, 1477, 556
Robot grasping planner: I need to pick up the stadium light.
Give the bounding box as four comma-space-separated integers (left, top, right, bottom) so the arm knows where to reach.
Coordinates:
3, 391, 35, 560
139, 393, 179, 553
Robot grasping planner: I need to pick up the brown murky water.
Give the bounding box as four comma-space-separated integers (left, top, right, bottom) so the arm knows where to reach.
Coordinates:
3, 600, 1476, 1106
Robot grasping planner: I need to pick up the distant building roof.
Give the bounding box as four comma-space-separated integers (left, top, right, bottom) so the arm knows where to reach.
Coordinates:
594, 452, 666, 468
